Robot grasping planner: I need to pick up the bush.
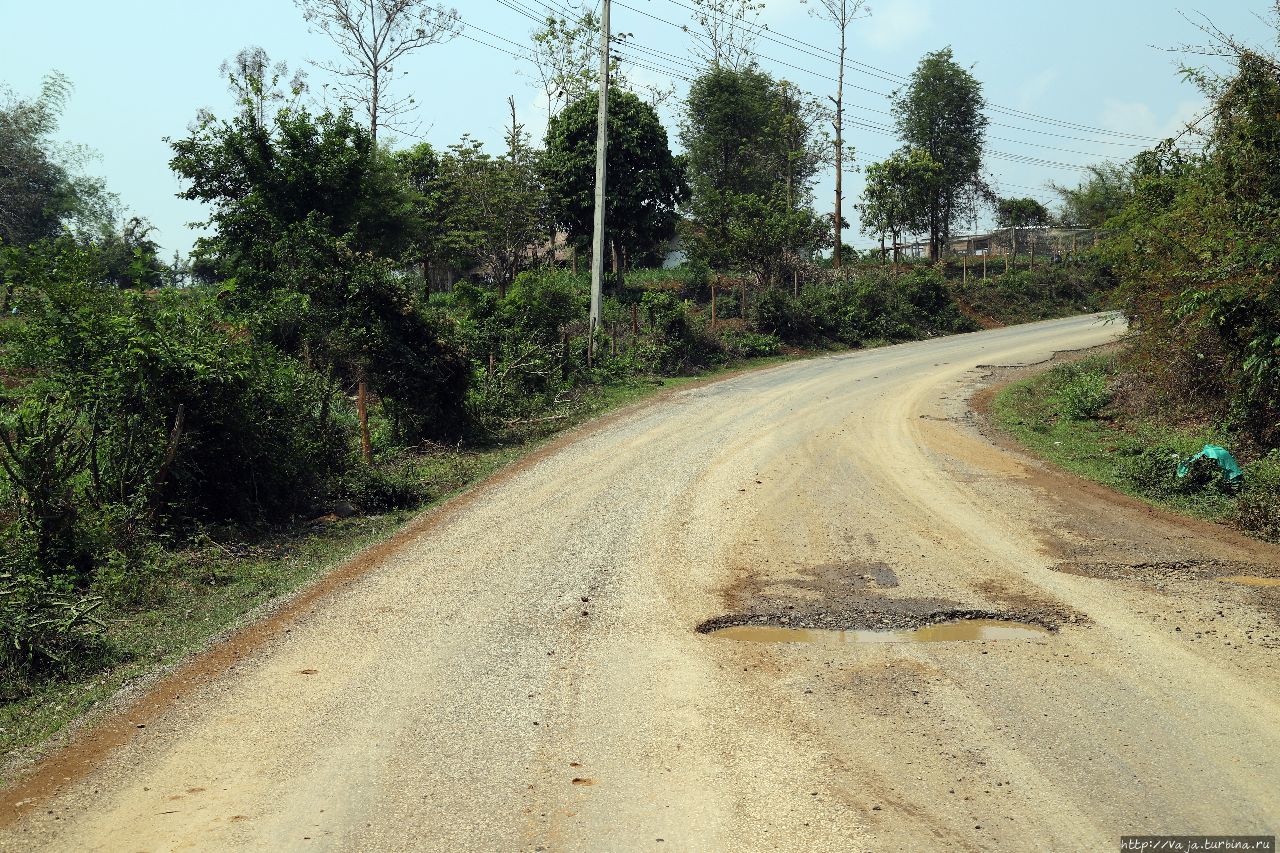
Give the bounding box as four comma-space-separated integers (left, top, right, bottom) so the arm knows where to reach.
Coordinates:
639, 291, 722, 373
332, 455, 430, 512
719, 329, 781, 358
0, 561, 106, 690
1053, 366, 1113, 420
1236, 451, 1280, 540
1119, 443, 1189, 499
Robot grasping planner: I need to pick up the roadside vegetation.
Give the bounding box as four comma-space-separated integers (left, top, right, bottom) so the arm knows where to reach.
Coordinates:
994, 355, 1278, 538
0, 0, 1123, 756
993, 10, 1280, 543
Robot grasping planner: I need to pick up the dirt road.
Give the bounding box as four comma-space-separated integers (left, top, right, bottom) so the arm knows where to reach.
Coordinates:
5, 314, 1279, 851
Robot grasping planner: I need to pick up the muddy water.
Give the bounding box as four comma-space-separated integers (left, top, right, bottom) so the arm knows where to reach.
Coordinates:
1215, 576, 1280, 588
709, 619, 1051, 645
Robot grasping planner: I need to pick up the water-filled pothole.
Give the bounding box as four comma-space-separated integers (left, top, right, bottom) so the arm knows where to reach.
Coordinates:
709, 618, 1051, 644
1215, 575, 1280, 588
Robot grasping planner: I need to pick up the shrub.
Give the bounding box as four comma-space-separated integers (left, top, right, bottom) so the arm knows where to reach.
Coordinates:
1236, 451, 1280, 540
1053, 368, 1113, 420
0, 561, 106, 690
719, 329, 781, 358
332, 455, 430, 512
1119, 443, 1187, 499
639, 291, 721, 373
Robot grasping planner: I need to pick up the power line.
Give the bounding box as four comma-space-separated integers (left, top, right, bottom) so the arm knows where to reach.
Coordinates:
463, 4, 1100, 193
651, 0, 1165, 144
496, 0, 1175, 162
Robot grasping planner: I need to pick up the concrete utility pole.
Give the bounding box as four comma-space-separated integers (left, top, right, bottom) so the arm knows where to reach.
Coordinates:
588, 0, 611, 362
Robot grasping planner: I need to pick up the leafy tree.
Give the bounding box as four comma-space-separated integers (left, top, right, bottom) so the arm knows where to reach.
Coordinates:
544, 89, 686, 289
681, 65, 828, 280
682, 65, 785, 198
860, 148, 940, 263
169, 104, 413, 280
1050, 163, 1131, 227
394, 142, 471, 289
434, 136, 546, 299
995, 195, 1049, 227
296, 0, 460, 142
995, 197, 1051, 259
0, 73, 115, 248
169, 102, 467, 446
1105, 11, 1280, 445
804, 0, 870, 269
893, 48, 989, 261
94, 216, 165, 289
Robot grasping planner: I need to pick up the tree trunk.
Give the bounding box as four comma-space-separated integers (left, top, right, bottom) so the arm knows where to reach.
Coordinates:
611, 239, 622, 295
357, 372, 372, 466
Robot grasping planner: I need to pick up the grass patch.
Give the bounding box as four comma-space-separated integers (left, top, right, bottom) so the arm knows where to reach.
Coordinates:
991, 354, 1276, 528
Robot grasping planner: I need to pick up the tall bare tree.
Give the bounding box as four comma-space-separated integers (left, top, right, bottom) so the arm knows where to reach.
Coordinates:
684, 0, 764, 70
528, 6, 600, 119
805, 0, 869, 270
296, 0, 460, 143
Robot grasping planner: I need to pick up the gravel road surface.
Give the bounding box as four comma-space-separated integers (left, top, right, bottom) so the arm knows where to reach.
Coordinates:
5, 314, 1279, 852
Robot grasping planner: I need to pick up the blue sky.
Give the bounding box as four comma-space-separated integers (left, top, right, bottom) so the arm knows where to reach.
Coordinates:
2, 0, 1269, 257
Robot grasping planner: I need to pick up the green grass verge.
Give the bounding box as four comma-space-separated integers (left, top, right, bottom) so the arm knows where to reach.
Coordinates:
0, 353, 803, 767
991, 354, 1274, 527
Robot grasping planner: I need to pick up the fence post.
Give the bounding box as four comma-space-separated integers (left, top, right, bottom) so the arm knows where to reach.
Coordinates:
710, 278, 717, 331
357, 375, 372, 465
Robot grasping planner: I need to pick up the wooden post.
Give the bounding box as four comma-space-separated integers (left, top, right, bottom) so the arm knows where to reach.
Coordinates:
357, 376, 372, 465
710, 279, 718, 331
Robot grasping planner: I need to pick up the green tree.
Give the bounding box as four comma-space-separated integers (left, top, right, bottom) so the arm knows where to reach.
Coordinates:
1105, 9, 1280, 445
859, 148, 940, 263
893, 48, 989, 261
544, 88, 686, 289
393, 141, 474, 290
169, 102, 467, 448
995, 197, 1050, 259
0, 73, 115, 248
435, 136, 546, 298
681, 65, 828, 280
1050, 163, 1131, 227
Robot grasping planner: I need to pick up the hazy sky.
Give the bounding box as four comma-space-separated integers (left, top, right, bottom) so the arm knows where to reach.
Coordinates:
2, 0, 1270, 257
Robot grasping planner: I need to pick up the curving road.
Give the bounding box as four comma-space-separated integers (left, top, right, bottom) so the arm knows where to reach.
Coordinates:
5, 314, 1280, 851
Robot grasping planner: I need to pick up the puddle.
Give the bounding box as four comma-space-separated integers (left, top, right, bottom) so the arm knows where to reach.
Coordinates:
1215, 576, 1280, 588
710, 619, 1051, 645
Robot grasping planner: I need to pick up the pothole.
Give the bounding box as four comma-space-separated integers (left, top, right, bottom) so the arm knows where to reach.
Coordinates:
1215, 575, 1280, 588
1053, 559, 1272, 584
708, 618, 1051, 645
